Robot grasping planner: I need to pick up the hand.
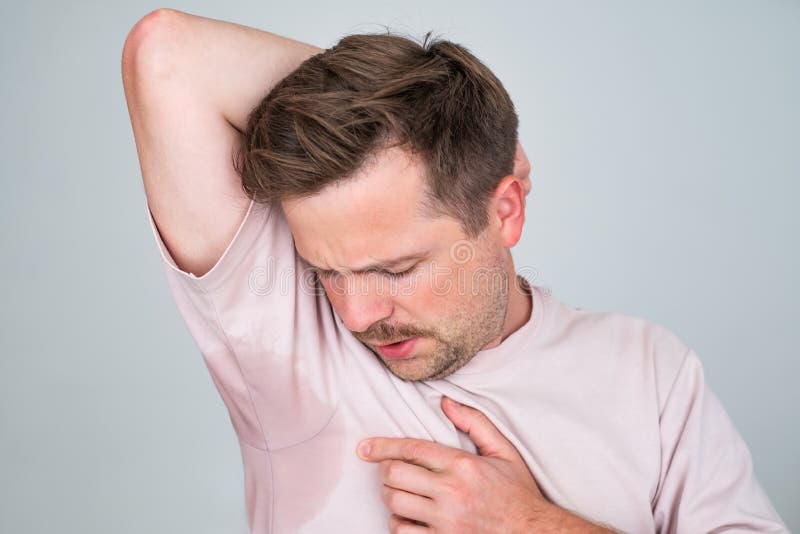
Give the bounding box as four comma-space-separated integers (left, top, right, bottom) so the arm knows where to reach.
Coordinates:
513, 140, 532, 197
357, 396, 558, 533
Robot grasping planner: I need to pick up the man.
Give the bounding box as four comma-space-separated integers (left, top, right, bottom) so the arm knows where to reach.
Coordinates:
121, 8, 788, 533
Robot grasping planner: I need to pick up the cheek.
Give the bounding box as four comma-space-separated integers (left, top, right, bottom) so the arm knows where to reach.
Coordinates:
319, 278, 344, 310
393, 274, 454, 320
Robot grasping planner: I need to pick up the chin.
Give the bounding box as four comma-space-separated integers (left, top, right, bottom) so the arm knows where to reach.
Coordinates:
379, 357, 433, 381
384, 354, 471, 382
383, 360, 428, 381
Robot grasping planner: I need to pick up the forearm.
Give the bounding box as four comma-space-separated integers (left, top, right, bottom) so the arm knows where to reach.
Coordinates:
524, 503, 622, 534
124, 8, 324, 132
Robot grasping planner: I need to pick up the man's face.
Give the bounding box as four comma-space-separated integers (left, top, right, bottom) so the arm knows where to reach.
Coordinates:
282, 145, 512, 381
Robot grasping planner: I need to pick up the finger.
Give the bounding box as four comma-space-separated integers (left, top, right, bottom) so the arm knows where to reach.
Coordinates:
378, 459, 440, 498
388, 514, 430, 533
358, 437, 455, 472
380, 485, 436, 526
440, 396, 518, 460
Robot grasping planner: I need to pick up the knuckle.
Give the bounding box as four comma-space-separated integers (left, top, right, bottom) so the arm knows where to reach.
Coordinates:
381, 485, 399, 511
451, 452, 476, 473
386, 490, 400, 511
404, 442, 424, 462
442, 474, 466, 497
384, 460, 401, 483
470, 409, 490, 424
370, 438, 384, 455
378, 460, 391, 481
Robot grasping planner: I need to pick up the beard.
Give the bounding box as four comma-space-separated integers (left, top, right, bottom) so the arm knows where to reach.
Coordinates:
354, 245, 511, 381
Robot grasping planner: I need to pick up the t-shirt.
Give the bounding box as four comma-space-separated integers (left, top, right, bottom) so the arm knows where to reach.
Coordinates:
144, 197, 788, 534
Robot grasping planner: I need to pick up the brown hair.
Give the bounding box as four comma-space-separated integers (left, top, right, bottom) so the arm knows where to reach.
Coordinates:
233, 29, 519, 238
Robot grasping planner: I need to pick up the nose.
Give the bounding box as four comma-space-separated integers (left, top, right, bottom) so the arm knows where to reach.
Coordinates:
326, 276, 394, 333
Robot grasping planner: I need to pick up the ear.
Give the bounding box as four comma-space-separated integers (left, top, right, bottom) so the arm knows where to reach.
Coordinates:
513, 140, 532, 196
490, 174, 526, 248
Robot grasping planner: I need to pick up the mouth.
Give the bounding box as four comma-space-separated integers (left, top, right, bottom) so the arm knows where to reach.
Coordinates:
375, 337, 419, 360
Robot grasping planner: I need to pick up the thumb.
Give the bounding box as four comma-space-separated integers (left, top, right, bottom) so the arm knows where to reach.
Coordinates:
441, 396, 516, 460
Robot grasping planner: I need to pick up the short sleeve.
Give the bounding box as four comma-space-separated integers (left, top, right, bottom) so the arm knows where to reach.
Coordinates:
144, 196, 267, 293
143, 196, 273, 448
143, 193, 343, 450
651, 349, 789, 533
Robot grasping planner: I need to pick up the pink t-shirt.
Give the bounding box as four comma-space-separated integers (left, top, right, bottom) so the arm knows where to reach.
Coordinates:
145, 197, 788, 533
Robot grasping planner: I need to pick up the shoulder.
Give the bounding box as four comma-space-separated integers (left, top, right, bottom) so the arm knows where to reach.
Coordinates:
544, 293, 691, 399
545, 293, 684, 353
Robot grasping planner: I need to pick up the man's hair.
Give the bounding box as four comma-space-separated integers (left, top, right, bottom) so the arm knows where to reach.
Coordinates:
233, 30, 519, 238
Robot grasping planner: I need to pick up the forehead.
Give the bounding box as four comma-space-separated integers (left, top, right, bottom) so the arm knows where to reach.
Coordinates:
282, 146, 453, 270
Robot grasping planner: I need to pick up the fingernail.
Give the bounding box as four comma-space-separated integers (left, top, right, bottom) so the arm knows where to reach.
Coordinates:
358, 440, 372, 458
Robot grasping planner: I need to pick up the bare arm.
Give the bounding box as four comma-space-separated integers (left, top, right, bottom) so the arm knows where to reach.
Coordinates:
121, 8, 324, 276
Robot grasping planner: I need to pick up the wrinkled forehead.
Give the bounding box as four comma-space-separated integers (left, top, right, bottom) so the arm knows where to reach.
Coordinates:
281, 146, 447, 269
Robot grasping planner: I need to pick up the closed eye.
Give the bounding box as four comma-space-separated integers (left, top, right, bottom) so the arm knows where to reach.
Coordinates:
383, 265, 417, 279
313, 264, 418, 280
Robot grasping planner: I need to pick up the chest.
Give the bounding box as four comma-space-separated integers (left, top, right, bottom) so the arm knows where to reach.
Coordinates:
265, 365, 661, 533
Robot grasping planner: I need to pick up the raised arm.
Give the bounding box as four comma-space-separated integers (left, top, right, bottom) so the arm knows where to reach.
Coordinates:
121, 8, 324, 276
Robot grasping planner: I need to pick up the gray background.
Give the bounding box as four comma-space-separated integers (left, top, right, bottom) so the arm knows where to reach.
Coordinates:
1, 0, 797, 532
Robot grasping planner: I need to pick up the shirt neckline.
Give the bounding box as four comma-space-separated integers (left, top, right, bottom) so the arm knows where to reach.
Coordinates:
446, 275, 548, 377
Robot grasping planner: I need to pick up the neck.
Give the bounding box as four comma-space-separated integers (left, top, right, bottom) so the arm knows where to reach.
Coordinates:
482, 270, 532, 350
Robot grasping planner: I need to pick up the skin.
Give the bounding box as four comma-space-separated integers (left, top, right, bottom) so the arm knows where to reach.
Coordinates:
125, 10, 613, 530
282, 141, 533, 381
283, 141, 617, 531
359, 397, 619, 533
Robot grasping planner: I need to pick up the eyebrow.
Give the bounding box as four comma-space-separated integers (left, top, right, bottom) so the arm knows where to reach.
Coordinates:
296, 250, 429, 276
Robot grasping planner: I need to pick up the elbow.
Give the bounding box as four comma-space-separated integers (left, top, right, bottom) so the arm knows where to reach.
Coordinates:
121, 8, 183, 82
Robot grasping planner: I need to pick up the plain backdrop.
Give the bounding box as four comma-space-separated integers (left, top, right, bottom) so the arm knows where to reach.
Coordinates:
1, 1, 797, 532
